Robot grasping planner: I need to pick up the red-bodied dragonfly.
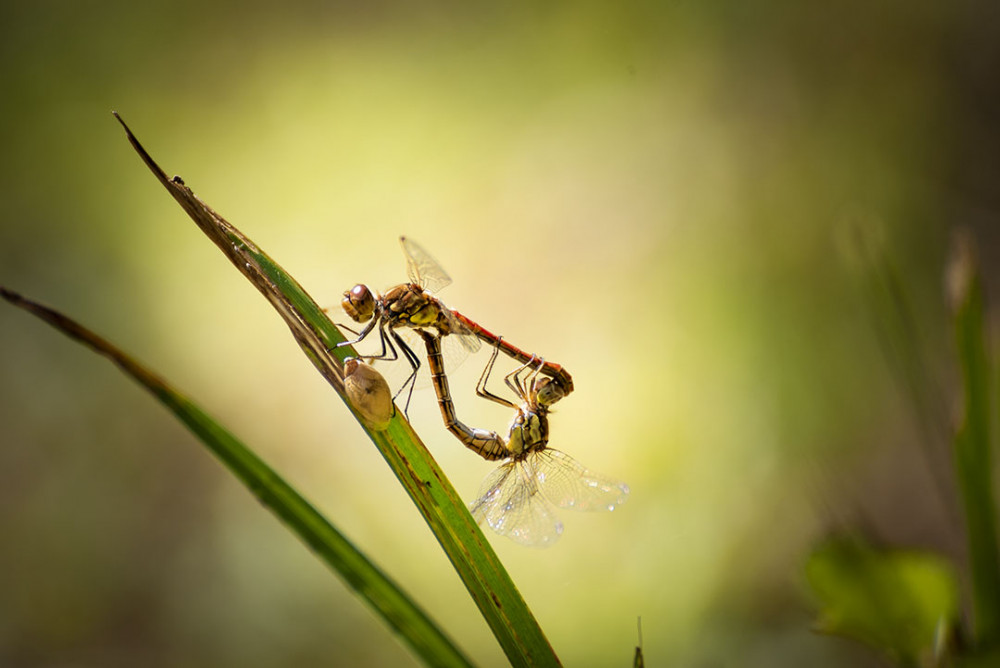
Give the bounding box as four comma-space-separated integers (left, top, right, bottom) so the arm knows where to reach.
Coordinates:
338, 236, 573, 411
419, 330, 628, 547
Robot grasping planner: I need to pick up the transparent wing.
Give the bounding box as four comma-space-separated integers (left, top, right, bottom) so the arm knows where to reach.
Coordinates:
470, 460, 564, 547
530, 448, 630, 511
400, 236, 452, 294
371, 326, 477, 394
441, 310, 481, 354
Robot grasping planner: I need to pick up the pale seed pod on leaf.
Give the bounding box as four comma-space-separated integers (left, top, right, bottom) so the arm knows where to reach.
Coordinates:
344, 357, 394, 430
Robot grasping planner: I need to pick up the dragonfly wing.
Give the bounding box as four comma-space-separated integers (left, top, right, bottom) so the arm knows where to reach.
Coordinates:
531, 448, 630, 512
441, 310, 482, 354
367, 327, 477, 401
440, 328, 480, 375
400, 236, 452, 293
470, 460, 564, 547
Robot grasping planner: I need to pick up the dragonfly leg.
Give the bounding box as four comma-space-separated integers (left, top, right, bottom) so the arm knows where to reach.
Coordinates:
335, 313, 380, 349
321, 305, 363, 338
335, 322, 361, 336
389, 327, 421, 416
345, 323, 401, 371
524, 357, 548, 398
475, 338, 518, 409
504, 354, 537, 403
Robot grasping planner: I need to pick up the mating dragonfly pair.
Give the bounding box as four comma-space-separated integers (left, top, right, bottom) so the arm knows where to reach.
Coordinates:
338, 237, 628, 547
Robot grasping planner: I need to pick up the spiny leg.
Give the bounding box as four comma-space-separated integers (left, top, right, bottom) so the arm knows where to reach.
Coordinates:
504, 353, 538, 403
390, 327, 422, 416
321, 308, 361, 338
335, 311, 380, 349
343, 320, 402, 371
475, 338, 518, 409
524, 356, 547, 398
336, 322, 361, 337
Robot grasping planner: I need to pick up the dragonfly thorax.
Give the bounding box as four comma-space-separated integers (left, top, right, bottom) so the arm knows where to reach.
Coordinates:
507, 407, 548, 457
342, 284, 377, 323
384, 284, 452, 332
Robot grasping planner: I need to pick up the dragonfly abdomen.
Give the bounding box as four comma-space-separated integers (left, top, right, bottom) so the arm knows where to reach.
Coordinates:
421, 330, 509, 461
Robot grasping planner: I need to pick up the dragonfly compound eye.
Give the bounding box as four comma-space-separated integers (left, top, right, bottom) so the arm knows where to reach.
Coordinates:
342, 284, 376, 322
535, 377, 565, 407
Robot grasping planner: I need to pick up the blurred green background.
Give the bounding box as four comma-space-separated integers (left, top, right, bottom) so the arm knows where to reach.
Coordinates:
1, 2, 997, 666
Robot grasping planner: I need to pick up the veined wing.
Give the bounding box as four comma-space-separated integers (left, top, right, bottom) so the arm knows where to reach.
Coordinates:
469, 460, 564, 547
529, 448, 630, 511
400, 236, 452, 294
371, 326, 478, 394
440, 309, 481, 354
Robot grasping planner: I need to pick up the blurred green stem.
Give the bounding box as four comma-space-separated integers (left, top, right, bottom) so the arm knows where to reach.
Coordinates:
950, 233, 1000, 646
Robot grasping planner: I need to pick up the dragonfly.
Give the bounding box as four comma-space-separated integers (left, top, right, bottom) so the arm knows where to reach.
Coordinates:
419, 330, 628, 547
338, 236, 573, 411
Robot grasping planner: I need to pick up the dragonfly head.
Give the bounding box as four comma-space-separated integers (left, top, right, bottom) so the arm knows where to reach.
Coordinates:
533, 376, 566, 408
342, 284, 376, 323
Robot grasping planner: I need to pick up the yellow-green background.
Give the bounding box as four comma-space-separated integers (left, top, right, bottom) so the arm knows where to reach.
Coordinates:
1, 2, 995, 666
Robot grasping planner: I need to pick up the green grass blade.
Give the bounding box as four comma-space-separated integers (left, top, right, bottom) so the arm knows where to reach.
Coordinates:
112, 112, 560, 667
0, 287, 474, 668
842, 222, 958, 525
948, 232, 1000, 645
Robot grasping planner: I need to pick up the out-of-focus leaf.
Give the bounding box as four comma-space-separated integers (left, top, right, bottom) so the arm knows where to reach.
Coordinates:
805, 536, 959, 664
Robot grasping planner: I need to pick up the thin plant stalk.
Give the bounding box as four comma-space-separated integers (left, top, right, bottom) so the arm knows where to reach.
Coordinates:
948, 232, 1000, 646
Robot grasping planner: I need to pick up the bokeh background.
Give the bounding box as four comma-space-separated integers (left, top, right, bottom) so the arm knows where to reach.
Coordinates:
2, 2, 998, 666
